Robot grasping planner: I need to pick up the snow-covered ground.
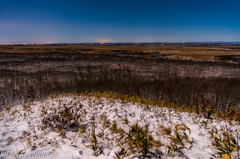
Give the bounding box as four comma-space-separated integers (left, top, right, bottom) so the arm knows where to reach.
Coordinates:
0, 95, 239, 159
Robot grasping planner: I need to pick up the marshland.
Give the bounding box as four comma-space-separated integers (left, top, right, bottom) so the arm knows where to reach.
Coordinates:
0, 44, 240, 159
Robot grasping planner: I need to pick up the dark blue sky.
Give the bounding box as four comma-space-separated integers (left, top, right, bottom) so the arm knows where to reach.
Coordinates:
1, 0, 240, 43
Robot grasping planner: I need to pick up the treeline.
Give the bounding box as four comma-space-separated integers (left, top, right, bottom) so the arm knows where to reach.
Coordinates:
0, 52, 239, 111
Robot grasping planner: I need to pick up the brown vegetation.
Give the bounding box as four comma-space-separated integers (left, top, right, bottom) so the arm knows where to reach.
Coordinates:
1, 44, 240, 61
0, 45, 239, 114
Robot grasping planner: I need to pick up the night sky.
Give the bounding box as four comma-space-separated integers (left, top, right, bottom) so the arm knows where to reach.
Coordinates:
1, 0, 240, 43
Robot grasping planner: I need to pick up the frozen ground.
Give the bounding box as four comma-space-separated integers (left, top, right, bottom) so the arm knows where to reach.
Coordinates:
0, 95, 239, 159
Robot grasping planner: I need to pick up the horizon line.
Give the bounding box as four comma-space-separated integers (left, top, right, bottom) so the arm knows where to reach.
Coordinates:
1, 41, 240, 45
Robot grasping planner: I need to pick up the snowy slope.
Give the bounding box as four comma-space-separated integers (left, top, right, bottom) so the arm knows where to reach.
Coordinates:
0, 95, 239, 159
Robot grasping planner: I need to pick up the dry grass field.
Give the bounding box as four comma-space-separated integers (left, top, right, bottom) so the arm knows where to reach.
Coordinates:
0, 44, 239, 112
1, 44, 240, 62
